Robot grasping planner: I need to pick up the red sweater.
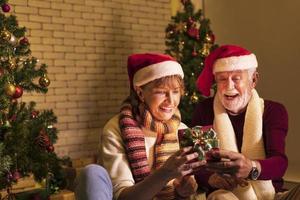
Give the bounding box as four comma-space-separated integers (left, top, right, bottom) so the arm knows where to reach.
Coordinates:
191, 97, 288, 193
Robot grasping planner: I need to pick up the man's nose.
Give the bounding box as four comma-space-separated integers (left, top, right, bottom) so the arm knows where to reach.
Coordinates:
226, 79, 235, 90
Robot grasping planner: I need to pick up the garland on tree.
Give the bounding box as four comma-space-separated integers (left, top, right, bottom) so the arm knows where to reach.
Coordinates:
165, 0, 218, 124
0, 1, 66, 198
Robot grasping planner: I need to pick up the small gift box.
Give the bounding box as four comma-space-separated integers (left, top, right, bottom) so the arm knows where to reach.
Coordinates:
178, 126, 219, 161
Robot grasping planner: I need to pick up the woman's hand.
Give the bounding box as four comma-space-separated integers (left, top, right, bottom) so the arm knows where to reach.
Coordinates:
160, 146, 206, 179
174, 175, 198, 198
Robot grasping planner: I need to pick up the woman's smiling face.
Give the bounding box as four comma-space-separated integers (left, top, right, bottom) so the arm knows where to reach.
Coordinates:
136, 76, 183, 121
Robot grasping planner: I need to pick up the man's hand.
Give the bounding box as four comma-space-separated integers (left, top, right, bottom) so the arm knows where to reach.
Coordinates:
205, 150, 253, 179
174, 175, 198, 198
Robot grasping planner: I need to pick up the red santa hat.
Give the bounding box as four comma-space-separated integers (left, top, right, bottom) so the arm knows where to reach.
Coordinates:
196, 44, 258, 96
127, 53, 184, 89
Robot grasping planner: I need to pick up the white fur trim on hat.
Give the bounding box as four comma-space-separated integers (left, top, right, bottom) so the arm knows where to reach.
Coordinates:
213, 54, 258, 74
133, 60, 184, 87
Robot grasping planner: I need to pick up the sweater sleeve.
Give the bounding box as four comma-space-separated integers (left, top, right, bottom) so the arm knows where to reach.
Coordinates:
258, 101, 288, 180
99, 115, 135, 200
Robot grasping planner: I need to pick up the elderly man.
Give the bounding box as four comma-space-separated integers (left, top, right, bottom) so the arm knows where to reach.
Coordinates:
191, 45, 299, 200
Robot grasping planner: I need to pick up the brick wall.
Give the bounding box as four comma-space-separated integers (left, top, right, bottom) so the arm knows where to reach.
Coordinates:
10, 0, 171, 159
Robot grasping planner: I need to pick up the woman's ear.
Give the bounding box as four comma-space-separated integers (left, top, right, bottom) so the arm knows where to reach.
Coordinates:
134, 86, 144, 102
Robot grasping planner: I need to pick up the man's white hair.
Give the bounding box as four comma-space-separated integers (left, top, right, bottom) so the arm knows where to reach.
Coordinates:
247, 68, 257, 81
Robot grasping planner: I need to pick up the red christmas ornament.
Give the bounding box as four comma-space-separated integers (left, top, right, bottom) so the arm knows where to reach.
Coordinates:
31, 111, 39, 119
210, 32, 216, 44
1, 3, 10, 12
47, 145, 54, 152
12, 170, 21, 181
20, 37, 29, 45
13, 85, 23, 99
187, 17, 194, 26
192, 50, 197, 57
187, 27, 199, 40
0, 68, 4, 76
9, 114, 17, 122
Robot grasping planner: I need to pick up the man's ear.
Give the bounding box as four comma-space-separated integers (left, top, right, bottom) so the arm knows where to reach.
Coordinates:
134, 86, 144, 102
251, 71, 259, 88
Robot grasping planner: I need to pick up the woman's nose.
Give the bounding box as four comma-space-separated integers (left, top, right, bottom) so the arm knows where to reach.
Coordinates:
166, 92, 174, 104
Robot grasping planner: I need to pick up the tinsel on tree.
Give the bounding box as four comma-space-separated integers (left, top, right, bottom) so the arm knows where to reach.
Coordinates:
0, 0, 65, 198
165, 0, 218, 124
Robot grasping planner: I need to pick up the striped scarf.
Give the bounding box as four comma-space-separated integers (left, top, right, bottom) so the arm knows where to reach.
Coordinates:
119, 102, 181, 200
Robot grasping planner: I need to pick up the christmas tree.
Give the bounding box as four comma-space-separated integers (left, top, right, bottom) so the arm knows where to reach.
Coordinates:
0, 0, 64, 198
165, 0, 218, 124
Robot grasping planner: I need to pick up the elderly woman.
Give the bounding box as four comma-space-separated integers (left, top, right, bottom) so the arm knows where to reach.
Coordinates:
75, 53, 206, 200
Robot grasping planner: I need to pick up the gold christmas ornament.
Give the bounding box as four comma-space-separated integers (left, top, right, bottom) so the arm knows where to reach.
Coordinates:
39, 75, 50, 87
0, 30, 11, 41
190, 92, 199, 103
200, 43, 211, 57
5, 83, 16, 96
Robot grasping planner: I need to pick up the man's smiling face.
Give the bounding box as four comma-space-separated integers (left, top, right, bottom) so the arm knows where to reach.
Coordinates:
215, 70, 256, 115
